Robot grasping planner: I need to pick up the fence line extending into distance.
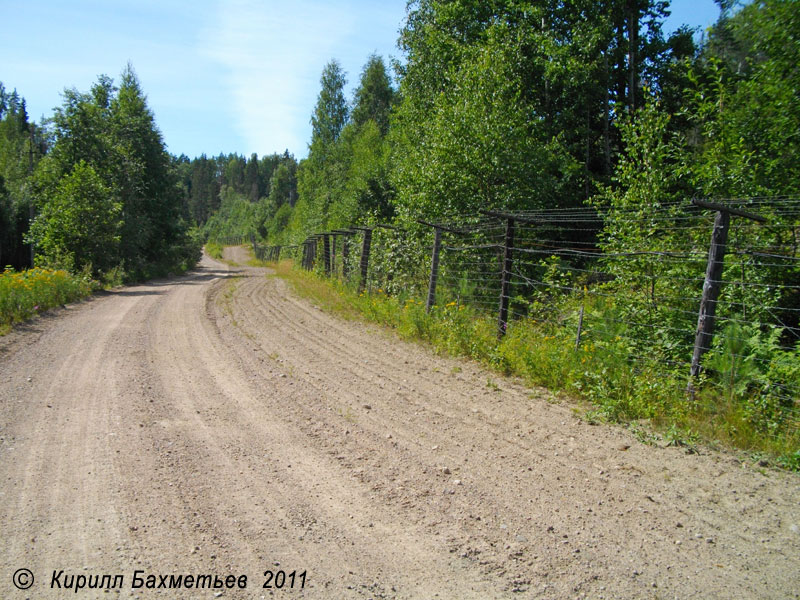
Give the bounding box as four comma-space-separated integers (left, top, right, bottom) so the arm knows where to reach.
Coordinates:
240, 196, 800, 441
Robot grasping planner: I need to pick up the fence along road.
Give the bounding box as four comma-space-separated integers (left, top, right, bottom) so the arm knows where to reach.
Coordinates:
281, 197, 800, 436
0, 250, 798, 598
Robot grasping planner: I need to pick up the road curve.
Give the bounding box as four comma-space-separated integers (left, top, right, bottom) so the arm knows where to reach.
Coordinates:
0, 251, 798, 599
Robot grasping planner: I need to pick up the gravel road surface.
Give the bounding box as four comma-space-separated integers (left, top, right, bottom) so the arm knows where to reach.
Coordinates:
1, 250, 798, 599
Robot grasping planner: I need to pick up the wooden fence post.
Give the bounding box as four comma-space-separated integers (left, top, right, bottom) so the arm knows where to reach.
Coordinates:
342, 234, 351, 279
497, 217, 515, 339
305, 238, 317, 271
323, 233, 331, 276
690, 209, 730, 379
688, 200, 766, 387
331, 234, 337, 275
357, 228, 373, 293
575, 305, 585, 350
426, 227, 442, 312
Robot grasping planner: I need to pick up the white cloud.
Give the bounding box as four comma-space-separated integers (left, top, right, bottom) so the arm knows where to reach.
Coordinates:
202, 0, 357, 156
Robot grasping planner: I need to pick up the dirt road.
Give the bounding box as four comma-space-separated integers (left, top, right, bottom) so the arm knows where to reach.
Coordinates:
1, 249, 798, 599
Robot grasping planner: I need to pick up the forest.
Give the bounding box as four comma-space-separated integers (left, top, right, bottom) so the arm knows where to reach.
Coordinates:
1, 0, 797, 461
1, 66, 199, 281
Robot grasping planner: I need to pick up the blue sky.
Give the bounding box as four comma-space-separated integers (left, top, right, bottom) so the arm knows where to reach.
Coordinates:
1, 0, 721, 160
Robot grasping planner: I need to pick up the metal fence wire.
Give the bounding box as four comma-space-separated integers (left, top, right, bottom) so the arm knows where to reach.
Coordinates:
252, 197, 800, 436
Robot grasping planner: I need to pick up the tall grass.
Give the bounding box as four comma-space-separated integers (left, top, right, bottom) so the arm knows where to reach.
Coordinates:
272, 260, 799, 469
0, 267, 94, 333
205, 242, 224, 260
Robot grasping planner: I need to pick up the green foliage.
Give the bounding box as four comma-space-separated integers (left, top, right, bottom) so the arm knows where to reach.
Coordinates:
351, 54, 395, 135
28, 160, 121, 274
32, 64, 201, 281
590, 0, 800, 443
291, 55, 396, 239
685, 0, 800, 197
0, 266, 94, 332
267, 203, 293, 242
199, 0, 800, 465
310, 60, 349, 157
391, 0, 694, 220
203, 187, 259, 241
205, 241, 223, 260
268, 162, 296, 209
392, 28, 579, 220
706, 322, 800, 435
0, 83, 46, 270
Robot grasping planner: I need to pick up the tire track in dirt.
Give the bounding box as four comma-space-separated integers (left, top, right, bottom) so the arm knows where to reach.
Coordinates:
0, 285, 178, 594
222, 276, 630, 594
139, 264, 498, 598
229, 278, 684, 570
214, 255, 800, 599
232, 276, 550, 465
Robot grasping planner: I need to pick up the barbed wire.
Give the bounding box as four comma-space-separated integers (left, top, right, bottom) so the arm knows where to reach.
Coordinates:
245, 196, 798, 437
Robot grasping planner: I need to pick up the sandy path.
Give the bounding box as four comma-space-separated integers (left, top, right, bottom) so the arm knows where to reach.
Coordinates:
0, 251, 798, 599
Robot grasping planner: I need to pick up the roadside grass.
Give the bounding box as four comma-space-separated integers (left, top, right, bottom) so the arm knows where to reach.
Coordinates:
207, 243, 257, 268
205, 242, 224, 260
247, 257, 271, 268
270, 259, 799, 470
0, 266, 94, 334
1, 246, 201, 335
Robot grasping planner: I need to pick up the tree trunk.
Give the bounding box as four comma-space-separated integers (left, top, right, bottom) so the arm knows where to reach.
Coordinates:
628, 2, 639, 111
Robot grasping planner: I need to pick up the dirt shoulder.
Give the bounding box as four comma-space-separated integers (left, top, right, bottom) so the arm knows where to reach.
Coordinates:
222, 244, 255, 266
0, 253, 798, 599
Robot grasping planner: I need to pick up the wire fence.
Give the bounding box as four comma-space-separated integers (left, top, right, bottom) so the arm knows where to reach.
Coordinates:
211, 235, 250, 247
251, 197, 800, 444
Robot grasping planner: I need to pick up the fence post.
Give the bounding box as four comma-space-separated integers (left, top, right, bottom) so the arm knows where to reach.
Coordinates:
426, 227, 442, 312
342, 234, 351, 279
311, 238, 318, 270
689, 209, 730, 380
323, 234, 331, 276
358, 228, 373, 293
331, 234, 337, 275
305, 239, 316, 271
688, 200, 766, 387
575, 305, 585, 350
497, 217, 515, 339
